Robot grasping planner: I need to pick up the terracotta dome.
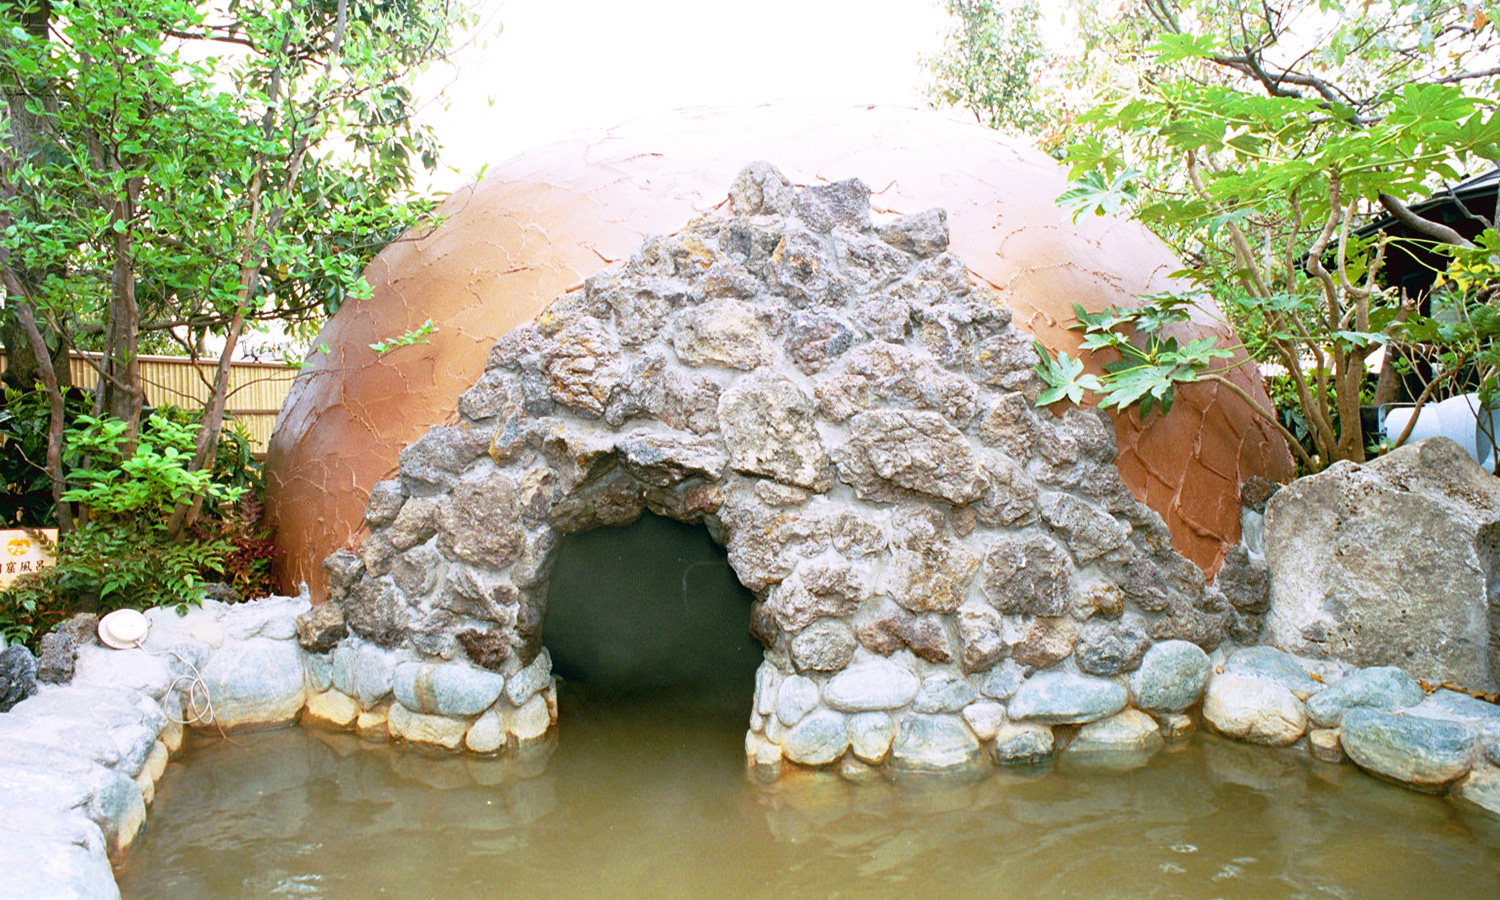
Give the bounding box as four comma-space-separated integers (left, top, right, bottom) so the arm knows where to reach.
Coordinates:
263, 104, 1292, 600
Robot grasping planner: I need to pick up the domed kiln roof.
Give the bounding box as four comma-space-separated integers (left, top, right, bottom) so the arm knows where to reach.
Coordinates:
264, 104, 1292, 599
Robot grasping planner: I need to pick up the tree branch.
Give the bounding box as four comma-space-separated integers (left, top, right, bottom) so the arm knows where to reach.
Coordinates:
1377, 192, 1476, 248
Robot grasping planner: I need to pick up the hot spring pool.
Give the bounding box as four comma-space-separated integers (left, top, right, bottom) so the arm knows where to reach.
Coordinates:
114, 686, 1500, 900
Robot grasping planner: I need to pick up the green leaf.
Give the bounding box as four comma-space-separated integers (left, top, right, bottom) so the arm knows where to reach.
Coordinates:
1057, 169, 1139, 221
1032, 344, 1102, 407
1149, 33, 1222, 63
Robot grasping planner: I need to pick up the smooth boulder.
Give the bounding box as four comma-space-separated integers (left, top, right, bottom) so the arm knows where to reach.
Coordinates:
1305, 666, 1425, 727
1341, 707, 1478, 791
1202, 674, 1307, 746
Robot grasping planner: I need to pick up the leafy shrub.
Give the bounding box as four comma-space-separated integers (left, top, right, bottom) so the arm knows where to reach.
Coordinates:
190, 495, 281, 602
0, 534, 68, 650
1, 409, 265, 637
0, 386, 92, 527
51, 412, 245, 610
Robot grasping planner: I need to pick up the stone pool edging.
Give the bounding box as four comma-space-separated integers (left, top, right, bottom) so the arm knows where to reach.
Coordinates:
0, 594, 563, 900
2, 595, 1500, 898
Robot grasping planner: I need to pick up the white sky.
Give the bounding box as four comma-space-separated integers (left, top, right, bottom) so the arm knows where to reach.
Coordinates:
415, 0, 956, 191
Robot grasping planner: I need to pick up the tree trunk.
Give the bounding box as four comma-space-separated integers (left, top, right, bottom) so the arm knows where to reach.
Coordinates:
97, 176, 145, 447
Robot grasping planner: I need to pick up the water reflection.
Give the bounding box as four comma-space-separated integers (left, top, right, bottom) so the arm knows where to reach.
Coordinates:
117, 692, 1500, 900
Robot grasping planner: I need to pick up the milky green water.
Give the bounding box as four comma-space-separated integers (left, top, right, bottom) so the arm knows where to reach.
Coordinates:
115, 688, 1500, 900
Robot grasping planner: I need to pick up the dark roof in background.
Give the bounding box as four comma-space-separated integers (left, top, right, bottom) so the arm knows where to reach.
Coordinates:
1352, 166, 1500, 298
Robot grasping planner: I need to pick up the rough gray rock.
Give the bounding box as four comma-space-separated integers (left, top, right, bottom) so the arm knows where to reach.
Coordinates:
437, 470, 526, 569
399, 424, 493, 491
718, 372, 831, 491
1215, 544, 1270, 614
833, 409, 987, 504
790, 620, 856, 672
1038, 492, 1130, 562
858, 608, 953, 663
386, 496, 441, 551
673, 298, 774, 370
36, 614, 96, 685
295, 603, 348, 653
1074, 617, 1150, 676
1341, 707, 1478, 791
981, 536, 1073, 617
505, 649, 552, 706
0, 644, 38, 712
956, 604, 1007, 674
769, 560, 869, 631
729, 160, 794, 216
545, 321, 624, 416
325, 163, 1219, 770
35, 634, 77, 686
1265, 437, 1500, 690
1009, 617, 1077, 669
877, 208, 949, 257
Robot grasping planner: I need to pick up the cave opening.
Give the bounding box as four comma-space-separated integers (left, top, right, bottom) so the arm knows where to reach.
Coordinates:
541, 511, 764, 722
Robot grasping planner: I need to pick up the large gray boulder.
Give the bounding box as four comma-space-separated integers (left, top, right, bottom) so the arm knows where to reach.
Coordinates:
0, 812, 120, 900
1264, 437, 1500, 690
1341, 707, 1478, 791
0, 645, 37, 712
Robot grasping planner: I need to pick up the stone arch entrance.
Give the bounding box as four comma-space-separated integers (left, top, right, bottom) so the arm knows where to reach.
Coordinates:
542, 510, 761, 703
323, 163, 1232, 771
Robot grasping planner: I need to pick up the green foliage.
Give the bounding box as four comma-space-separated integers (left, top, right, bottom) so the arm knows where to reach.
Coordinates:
925, 0, 1500, 469
1034, 298, 1235, 418
190, 498, 281, 601
0, 541, 68, 649
1033, 342, 1102, 406
61, 412, 242, 519
0, 0, 467, 347
39, 411, 240, 608
0, 405, 271, 642
925, 0, 1053, 139
369, 318, 439, 354
0, 1, 474, 641
1045, 0, 1500, 469
0, 386, 83, 526
50, 520, 232, 613
1389, 233, 1500, 418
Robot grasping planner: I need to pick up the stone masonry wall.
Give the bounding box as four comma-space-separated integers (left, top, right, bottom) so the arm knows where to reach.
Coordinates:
328, 163, 1250, 772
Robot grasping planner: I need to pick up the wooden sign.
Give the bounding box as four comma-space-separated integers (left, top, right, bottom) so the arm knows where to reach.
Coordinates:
0, 529, 58, 589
